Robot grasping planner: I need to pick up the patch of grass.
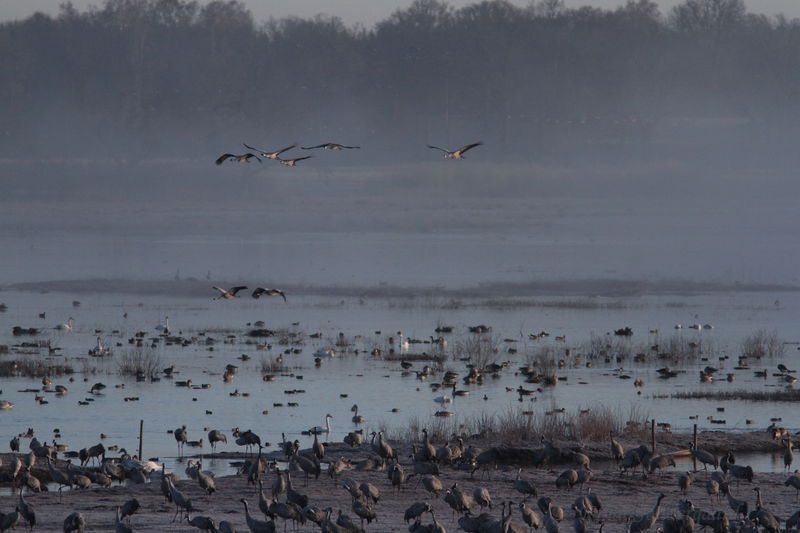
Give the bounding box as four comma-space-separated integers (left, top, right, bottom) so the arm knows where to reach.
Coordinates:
383, 352, 447, 362
117, 347, 161, 377
662, 389, 800, 402
260, 356, 287, 375
0, 359, 74, 377
385, 405, 650, 445
741, 329, 784, 359
452, 333, 500, 370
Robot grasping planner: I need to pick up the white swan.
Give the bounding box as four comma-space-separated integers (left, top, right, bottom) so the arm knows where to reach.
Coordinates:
309, 414, 333, 435
55, 317, 74, 331
433, 395, 452, 404
314, 348, 335, 358
155, 316, 170, 333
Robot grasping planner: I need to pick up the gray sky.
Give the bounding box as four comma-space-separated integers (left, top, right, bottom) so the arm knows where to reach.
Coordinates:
2, 0, 799, 24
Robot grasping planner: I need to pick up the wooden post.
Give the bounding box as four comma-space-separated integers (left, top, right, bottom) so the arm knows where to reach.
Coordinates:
138, 419, 144, 460
692, 423, 698, 472
651, 419, 656, 454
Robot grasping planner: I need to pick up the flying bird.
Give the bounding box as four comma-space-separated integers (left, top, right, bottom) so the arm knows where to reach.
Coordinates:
252, 288, 287, 302
215, 153, 261, 165
277, 156, 312, 166
301, 143, 360, 150
212, 286, 248, 300
243, 143, 297, 160
427, 142, 482, 159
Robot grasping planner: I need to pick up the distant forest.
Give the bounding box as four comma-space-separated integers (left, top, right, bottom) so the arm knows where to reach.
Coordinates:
2, 0, 799, 162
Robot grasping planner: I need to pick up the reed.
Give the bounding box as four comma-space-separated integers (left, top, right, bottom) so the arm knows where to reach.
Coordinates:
662, 389, 800, 402
118, 347, 162, 377
383, 352, 447, 362
741, 329, 784, 359
386, 405, 649, 444
0, 359, 74, 378
260, 355, 288, 374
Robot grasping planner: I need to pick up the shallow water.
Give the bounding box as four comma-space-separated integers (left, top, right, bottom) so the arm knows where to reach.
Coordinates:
0, 287, 798, 478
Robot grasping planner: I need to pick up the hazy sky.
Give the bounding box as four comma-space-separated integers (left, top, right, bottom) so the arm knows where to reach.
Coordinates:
2, 0, 799, 25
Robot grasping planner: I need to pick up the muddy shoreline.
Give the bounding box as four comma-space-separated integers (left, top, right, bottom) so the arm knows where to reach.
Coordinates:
1, 429, 795, 532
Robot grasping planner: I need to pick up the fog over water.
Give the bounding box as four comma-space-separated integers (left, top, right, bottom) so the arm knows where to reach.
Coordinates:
2, 0, 799, 291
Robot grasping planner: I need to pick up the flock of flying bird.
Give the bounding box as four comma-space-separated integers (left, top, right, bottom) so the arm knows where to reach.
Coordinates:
215, 142, 483, 166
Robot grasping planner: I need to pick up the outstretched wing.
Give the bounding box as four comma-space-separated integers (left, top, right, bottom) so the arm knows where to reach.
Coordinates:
455, 142, 482, 156
292, 156, 312, 163
229, 286, 248, 296
274, 144, 297, 156
427, 145, 449, 153
244, 154, 262, 164
275, 289, 287, 302
243, 143, 266, 154
301, 144, 328, 150
341, 145, 360, 149
212, 286, 227, 295
252, 287, 266, 299
215, 154, 234, 165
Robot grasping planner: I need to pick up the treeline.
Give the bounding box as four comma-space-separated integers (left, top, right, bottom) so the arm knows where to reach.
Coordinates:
2, 0, 799, 161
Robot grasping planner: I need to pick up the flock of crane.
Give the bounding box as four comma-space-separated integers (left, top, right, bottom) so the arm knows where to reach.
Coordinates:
2, 414, 800, 533
215, 142, 483, 167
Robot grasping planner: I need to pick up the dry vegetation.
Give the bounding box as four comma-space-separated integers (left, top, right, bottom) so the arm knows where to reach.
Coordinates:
665, 389, 800, 402
118, 347, 162, 377
741, 329, 784, 359
0, 359, 74, 378
385, 405, 650, 445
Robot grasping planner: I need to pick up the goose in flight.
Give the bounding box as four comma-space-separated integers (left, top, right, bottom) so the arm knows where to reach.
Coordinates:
427, 142, 482, 159
215, 153, 261, 165
277, 156, 312, 166
243, 143, 296, 160
301, 143, 360, 150
252, 288, 287, 302
212, 286, 248, 300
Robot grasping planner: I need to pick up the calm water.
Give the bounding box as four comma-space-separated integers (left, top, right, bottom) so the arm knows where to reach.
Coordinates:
0, 287, 797, 477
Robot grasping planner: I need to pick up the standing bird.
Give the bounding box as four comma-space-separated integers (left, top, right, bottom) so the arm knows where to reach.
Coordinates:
312, 433, 325, 460
119, 498, 140, 522
785, 437, 794, 471
276, 156, 311, 167
352, 496, 377, 528
427, 142, 482, 159
215, 153, 261, 165
301, 143, 360, 150
252, 288, 287, 302
243, 143, 296, 160
613, 432, 636, 464
167, 477, 194, 522
678, 472, 694, 495
186, 516, 217, 532
515, 468, 538, 499
473, 486, 493, 510
17, 490, 35, 532
208, 429, 227, 452
519, 502, 542, 531
175, 425, 188, 457
197, 462, 216, 495
212, 286, 248, 300
241, 499, 276, 533
10, 436, 19, 453
629, 493, 666, 533
785, 474, 800, 502
689, 442, 719, 471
